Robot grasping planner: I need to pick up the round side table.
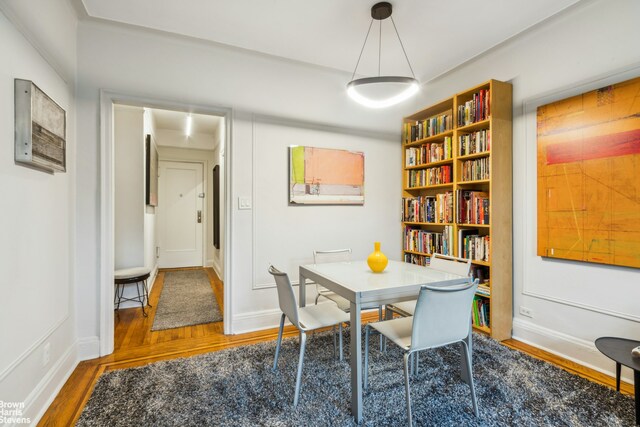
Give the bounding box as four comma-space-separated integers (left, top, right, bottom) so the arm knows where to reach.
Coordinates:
595, 336, 640, 425
114, 267, 152, 317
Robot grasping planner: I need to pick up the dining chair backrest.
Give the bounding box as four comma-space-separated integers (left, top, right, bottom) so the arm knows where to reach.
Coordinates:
313, 248, 352, 264
429, 253, 472, 277
268, 265, 300, 328
411, 279, 479, 351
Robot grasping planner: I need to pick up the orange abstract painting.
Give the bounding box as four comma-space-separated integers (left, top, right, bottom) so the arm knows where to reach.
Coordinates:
289, 146, 364, 205
537, 76, 640, 268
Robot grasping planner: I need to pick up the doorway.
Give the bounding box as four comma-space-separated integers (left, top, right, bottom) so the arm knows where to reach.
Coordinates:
100, 92, 232, 356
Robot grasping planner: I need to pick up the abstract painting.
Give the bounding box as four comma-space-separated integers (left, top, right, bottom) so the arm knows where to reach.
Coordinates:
289, 146, 364, 205
537, 75, 640, 268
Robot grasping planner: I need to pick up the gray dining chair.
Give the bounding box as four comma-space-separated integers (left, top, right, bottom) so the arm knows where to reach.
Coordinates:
386, 253, 471, 318
364, 279, 480, 426
269, 265, 350, 407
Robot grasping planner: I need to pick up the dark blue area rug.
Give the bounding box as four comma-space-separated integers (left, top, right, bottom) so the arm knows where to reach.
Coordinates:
77, 330, 635, 426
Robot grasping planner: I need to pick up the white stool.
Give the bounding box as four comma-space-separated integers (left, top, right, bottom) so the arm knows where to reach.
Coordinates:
114, 267, 152, 317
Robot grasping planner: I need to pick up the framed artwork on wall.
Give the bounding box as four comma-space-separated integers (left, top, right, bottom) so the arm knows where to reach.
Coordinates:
289, 145, 365, 205
145, 134, 158, 206
14, 79, 66, 173
537, 75, 640, 268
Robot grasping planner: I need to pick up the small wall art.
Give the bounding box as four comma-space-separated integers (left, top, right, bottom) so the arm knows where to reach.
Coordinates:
14, 79, 66, 173
537, 75, 640, 268
289, 146, 364, 205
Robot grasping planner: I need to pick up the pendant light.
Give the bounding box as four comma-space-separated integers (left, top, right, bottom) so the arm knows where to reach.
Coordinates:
347, 2, 419, 109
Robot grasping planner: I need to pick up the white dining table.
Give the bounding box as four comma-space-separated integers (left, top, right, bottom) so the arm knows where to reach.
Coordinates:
299, 259, 472, 423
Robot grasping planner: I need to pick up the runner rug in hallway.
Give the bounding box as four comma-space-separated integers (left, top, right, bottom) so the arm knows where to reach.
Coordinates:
151, 270, 222, 331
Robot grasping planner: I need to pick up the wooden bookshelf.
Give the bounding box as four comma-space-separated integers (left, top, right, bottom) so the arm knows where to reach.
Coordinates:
401, 79, 512, 340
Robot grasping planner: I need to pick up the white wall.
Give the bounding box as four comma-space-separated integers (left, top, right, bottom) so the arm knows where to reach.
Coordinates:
0, 0, 78, 423
414, 0, 640, 382
113, 105, 158, 308
75, 18, 401, 341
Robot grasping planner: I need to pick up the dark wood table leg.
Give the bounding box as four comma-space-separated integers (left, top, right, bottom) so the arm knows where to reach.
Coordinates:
616, 362, 621, 391
634, 370, 640, 426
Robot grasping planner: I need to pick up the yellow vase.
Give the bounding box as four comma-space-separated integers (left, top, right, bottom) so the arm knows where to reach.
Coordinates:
367, 241, 388, 273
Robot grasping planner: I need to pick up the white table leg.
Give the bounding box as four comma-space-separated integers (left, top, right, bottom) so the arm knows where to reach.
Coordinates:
350, 301, 363, 423
298, 269, 306, 308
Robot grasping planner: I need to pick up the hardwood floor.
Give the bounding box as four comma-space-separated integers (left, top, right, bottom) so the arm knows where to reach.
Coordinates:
38, 267, 633, 425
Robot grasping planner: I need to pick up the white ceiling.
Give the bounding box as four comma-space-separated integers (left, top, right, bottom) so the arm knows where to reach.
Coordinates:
80, 0, 581, 82
150, 108, 222, 151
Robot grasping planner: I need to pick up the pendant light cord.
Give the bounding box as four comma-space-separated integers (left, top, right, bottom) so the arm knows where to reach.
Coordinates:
350, 18, 374, 81
378, 20, 382, 77
390, 16, 416, 79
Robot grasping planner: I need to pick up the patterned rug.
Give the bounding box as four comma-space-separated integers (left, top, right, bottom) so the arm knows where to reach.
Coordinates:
77, 330, 634, 426
151, 270, 222, 331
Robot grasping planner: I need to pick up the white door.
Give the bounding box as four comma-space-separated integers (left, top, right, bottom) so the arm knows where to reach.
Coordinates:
158, 161, 204, 268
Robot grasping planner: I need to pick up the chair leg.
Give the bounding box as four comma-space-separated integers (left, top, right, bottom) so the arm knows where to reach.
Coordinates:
364, 325, 370, 391
293, 331, 307, 407
415, 352, 419, 375
403, 352, 413, 426
461, 340, 479, 417
378, 306, 384, 351
338, 322, 344, 362
315, 293, 321, 305
332, 325, 337, 359
273, 313, 286, 372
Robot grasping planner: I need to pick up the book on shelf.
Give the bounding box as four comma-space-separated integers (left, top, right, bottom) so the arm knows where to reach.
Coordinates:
472, 296, 490, 328
458, 230, 490, 262
403, 110, 453, 143
460, 157, 490, 181
404, 225, 453, 257
476, 284, 491, 297
459, 129, 490, 156
406, 165, 452, 188
402, 192, 453, 223
405, 137, 453, 166
456, 190, 490, 224
457, 89, 490, 127
470, 264, 490, 284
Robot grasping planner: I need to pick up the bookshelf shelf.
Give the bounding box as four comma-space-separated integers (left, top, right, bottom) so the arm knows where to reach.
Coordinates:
401, 79, 512, 341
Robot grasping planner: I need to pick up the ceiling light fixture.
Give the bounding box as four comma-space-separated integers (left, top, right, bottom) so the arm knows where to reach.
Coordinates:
185, 114, 192, 137
347, 2, 419, 109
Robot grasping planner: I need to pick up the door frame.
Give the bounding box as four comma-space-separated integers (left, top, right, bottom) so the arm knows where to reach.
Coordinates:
157, 159, 207, 268
99, 90, 233, 356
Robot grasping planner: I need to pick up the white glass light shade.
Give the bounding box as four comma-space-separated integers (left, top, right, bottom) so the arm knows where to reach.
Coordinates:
347, 76, 419, 109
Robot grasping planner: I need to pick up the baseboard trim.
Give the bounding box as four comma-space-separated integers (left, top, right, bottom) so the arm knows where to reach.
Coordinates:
512, 318, 635, 384
231, 308, 284, 334
24, 341, 78, 426
77, 336, 100, 361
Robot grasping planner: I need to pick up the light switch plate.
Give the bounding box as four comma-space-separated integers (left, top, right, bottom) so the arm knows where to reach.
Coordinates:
238, 197, 252, 210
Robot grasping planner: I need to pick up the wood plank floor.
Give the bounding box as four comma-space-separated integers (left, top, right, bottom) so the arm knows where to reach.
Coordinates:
38, 267, 633, 425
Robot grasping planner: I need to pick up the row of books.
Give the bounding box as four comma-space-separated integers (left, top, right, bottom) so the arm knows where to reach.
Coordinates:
470, 265, 490, 285
457, 89, 490, 126
460, 157, 490, 181
472, 296, 490, 328
458, 229, 490, 262
405, 137, 453, 166
404, 225, 453, 256
406, 165, 452, 188
403, 111, 453, 143
459, 130, 490, 156
457, 190, 489, 225
402, 192, 454, 223
476, 284, 491, 297
404, 252, 430, 266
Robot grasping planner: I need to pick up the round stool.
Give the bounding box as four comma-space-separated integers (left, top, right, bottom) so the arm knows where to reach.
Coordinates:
114, 267, 152, 317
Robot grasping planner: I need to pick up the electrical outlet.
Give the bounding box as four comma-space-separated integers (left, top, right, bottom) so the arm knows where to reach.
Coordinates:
238, 197, 252, 210
43, 342, 51, 366
519, 306, 533, 318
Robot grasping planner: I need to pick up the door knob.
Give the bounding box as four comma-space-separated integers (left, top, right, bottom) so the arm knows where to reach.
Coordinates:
197, 210, 202, 223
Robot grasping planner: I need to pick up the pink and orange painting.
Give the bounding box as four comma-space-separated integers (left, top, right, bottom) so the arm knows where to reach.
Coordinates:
289, 146, 364, 205
537, 76, 640, 268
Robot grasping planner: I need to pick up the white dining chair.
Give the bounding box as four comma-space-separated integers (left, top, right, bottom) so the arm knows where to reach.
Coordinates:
269, 265, 350, 407
386, 253, 471, 318
364, 279, 480, 425
313, 248, 383, 321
